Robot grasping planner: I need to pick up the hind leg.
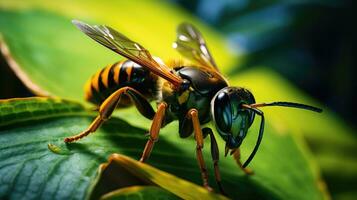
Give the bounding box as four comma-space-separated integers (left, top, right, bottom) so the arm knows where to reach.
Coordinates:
64, 86, 155, 142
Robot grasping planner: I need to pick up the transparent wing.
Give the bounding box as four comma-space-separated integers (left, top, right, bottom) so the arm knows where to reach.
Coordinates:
72, 20, 183, 88
173, 23, 219, 72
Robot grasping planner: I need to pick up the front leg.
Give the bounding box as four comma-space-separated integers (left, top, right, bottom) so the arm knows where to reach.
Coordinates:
187, 109, 212, 191
232, 149, 254, 175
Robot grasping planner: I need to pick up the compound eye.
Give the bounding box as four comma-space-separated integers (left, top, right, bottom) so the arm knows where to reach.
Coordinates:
213, 91, 232, 132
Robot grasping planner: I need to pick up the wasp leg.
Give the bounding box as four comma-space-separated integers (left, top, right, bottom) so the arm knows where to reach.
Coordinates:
187, 109, 212, 191
139, 102, 167, 162
64, 87, 155, 143
232, 148, 254, 175
202, 127, 226, 195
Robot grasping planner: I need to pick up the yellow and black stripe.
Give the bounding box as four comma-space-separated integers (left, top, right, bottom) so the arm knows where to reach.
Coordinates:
85, 60, 158, 106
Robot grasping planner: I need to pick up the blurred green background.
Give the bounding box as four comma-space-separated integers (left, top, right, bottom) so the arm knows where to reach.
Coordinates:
0, 0, 356, 199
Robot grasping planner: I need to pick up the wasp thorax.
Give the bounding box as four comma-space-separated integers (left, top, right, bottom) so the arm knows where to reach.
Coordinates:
211, 87, 256, 149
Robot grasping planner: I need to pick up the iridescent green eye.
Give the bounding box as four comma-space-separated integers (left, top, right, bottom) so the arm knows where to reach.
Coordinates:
213, 91, 232, 133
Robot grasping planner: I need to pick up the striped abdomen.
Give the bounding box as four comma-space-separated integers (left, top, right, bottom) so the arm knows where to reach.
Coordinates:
85, 60, 158, 106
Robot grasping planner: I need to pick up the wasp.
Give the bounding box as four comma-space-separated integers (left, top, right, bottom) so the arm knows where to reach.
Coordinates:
65, 20, 322, 194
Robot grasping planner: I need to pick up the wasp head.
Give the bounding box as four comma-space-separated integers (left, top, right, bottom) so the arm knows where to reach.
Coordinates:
210, 86, 322, 167
211, 87, 256, 151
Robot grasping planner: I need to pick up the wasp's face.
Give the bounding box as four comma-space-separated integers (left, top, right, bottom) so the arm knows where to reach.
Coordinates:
211, 87, 256, 149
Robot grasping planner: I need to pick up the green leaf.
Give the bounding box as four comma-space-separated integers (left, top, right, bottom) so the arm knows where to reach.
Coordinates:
0, 98, 86, 127
0, 97, 326, 199
100, 186, 179, 200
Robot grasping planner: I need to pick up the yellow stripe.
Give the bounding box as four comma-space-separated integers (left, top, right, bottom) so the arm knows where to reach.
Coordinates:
92, 69, 102, 92
101, 64, 112, 88
114, 61, 123, 84
84, 78, 93, 101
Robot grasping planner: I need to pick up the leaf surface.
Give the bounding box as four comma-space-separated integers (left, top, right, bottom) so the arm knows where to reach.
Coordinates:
0, 97, 326, 200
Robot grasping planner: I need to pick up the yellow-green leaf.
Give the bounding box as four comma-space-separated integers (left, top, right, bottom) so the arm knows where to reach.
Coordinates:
100, 186, 179, 200
92, 154, 227, 200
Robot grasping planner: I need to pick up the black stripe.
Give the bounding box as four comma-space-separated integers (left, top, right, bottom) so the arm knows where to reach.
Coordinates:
98, 68, 107, 91
90, 83, 103, 104
119, 60, 131, 86
90, 70, 106, 104
98, 68, 116, 100
107, 62, 117, 88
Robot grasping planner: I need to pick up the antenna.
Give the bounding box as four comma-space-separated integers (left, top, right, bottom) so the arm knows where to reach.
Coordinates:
249, 102, 322, 113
